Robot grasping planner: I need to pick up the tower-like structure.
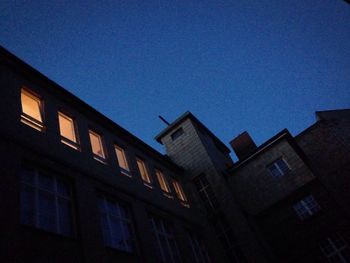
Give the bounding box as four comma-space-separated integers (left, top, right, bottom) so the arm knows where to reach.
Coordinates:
155, 112, 268, 262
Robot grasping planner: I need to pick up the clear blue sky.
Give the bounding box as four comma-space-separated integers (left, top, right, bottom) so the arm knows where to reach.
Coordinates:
1, 0, 349, 160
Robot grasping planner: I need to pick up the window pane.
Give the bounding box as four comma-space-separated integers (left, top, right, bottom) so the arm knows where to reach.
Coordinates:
21, 89, 42, 122
20, 184, 36, 225
38, 190, 56, 232
38, 173, 54, 192
58, 198, 73, 236
20, 167, 35, 185
137, 159, 151, 183
110, 216, 125, 249
58, 112, 76, 143
115, 146, 129, 171
57, 180, 70, 197
101, 214, 112, 246
89, 130, 105, 158
107, 200, 120, 216
173, 180, 187, 201
156, 170, 170, 193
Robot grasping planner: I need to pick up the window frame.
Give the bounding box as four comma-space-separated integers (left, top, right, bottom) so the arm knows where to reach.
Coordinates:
136, 158, 152, 188
267, 158, 290, 177
58, 111, 80, 150
20, 88, 45, 132
187, 231, 211, 263
320, 234, 350, 263
20, 166, 74, 237
193, 174, 219, 212
114, 145, 131, 177
170, 127, 184, 141
172, 179, 188, 206
149, 215, 182, 263
155, 169, 173, 198
293, 195, 321, 220
98, 195, 136, 253
88, 129, 107, 164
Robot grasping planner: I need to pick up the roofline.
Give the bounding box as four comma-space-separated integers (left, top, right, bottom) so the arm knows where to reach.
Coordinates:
155, 111, 231, 154
230, 129, 290, 170
0, 45, 183, 172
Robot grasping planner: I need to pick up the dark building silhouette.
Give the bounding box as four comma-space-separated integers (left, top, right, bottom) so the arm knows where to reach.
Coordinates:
0, 46, 349, 263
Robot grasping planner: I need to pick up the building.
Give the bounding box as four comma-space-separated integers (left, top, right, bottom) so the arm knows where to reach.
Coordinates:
0, 45, 349, 263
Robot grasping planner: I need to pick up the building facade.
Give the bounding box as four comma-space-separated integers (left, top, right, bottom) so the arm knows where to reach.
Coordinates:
1, 46, 349, 263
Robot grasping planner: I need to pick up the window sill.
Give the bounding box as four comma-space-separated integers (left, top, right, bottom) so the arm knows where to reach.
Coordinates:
61, 138, 80, 151
162, 192, 174, 199
20, 223, 76, 241
143, 182, 153, 189
180, 201, 190, 208
21, 115, 45, 132
93, 155, 107, 164
105, 245, 135, 255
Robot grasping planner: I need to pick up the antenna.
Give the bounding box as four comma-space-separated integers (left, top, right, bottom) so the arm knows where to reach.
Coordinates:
158, 115, 170, 126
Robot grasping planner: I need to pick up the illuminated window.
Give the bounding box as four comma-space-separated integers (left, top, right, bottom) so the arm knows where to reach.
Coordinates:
188, 232, 211, 263
293, 195, 321, 220
155, 169, 171, 193
136, 158, 152, 186
173, 179, 187, 203
58, 112, 79, 150
150, 216, 182, 263
267, 158, 290, 177
320, 234, 350, 263
99, 196, 135, 252
115, 146, 131, 176
20, 88, 44, 131
89, 130, 106, 163
20, 166, 73, 236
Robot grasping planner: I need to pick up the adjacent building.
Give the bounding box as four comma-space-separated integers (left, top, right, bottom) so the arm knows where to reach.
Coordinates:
1, 46, 349, 263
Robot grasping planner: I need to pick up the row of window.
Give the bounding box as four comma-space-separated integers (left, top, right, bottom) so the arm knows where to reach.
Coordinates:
20, 88, 188, 204
19, 167, 209, 263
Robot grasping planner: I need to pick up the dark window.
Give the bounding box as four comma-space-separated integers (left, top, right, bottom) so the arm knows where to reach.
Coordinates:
193, 174, 219, 213
267, 158, 290, 177
20, 166, 73, 236
320, 234, 350, 262
98, 196, 135, 252
293, 195, 321, 220
149, 215, 182, 263
171, 128, 184, 141
213, 217, 247, 263
188, 231, 211, 263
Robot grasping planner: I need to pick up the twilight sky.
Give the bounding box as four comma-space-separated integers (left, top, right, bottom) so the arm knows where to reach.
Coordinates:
1, 0, 349, 160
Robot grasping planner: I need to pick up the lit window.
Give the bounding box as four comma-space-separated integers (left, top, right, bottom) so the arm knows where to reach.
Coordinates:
20, 88, 44, 131
155, 169, 171, 193
136, 158, 152, 186
58, 112, 79, 150
267, 158, 290, 177
115, 146, 131, 176
20, 166, 73, 236
150, 215, 182, 263
173, 179, 188, 203
89, 130, 106, 163
188, 232, 211, 263
293, 195, 321, 220
99, 196, 135, 252
320, 234, 350, 263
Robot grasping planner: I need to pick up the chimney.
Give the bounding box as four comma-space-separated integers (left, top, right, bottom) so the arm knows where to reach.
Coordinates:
230, 131, 257, 160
